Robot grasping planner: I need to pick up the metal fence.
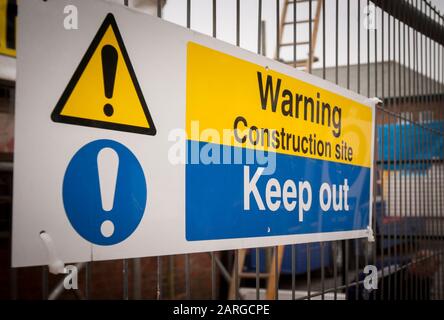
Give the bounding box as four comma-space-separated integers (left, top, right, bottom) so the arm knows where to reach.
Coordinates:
2, 0, 444, 300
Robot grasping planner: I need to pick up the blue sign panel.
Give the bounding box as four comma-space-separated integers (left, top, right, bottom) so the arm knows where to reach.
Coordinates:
63, 139, 147, 245
186, 142, 371, 241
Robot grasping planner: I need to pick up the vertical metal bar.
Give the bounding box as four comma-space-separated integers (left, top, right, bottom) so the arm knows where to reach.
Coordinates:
10, 267, 17, 300
308, 0, 312, 73
322, 0, 326, 79
427, 5, 434, 299
236, 0, 240, 47
276, 0, 280, 60
334, 0, 339, 301
367, 0, 370, 97
431, 7, 439, 300
412, 1, 418, 300
42, 266, 48, 300
124, 0, 130, 303
380, 109, 386, 302
410, 8, 416, 300
432, 6, 439, 301
411, 0, 416, 300
423, 2, 431, 299
438, 17, 444, 299
156, 257, 162, 300
430, 3, 436, 301
185, 0, 191, 302
292, 245, 296, 300
435, 8, 443, 301
419, 0, 425, 300
396, 11, 402, 301
211, 252, 216, 300
234, 250, 239, 300
320, 242, 325, 300
354, 240, 358, 300
439, 14, 443, 300
256, 248, 260, 300
187, 0, 191, 29
438, 16, 444, 299
399, 59, 404, 301
344, 0, 350, 299
423, 1, 429, 300
333, 242, 337, 300
406, 2, 413, 299
294, 0, 297, 68
335, 0, 339, 85
123, 259, 129, 300
275, 246, 279, 300
379, 0, 386, 300
346, 0, 350, 89
168, 256, 175, 299
185, 254, 190, 299
392, 10, 398, 301
212, 0, 216, 38
429, 5, 435, 300
373, 111, 381, 303
381, 0, 385, 100
210, 0, 217, 301
393, 10, 399, 302
157, 0, 161, 18
386, 8, 392, 299
258, 0, 262, 57
234, 0, 241, 303
375, 1, 379, 99
307, 243, 311, 300
306, 0, 313, 258
344, 240, 349, 298
418, 0, 424, 299
413, 1, 419, 298
422, 0, 428, 300
425, 1, 433, 300
372, 4, 378, 301
401, 3, 407, 300
85, 262, 91, 299
133, 259, 142, 300
256, 1, 262, 301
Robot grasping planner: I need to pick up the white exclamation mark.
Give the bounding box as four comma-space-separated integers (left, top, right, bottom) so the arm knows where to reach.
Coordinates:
97, 147, 119, 238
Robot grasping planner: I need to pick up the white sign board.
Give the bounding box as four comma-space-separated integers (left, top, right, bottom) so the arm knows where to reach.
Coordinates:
13, 0, 374, 267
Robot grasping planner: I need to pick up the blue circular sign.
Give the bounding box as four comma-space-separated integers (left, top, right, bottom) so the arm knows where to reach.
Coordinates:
63, 139, 147, 245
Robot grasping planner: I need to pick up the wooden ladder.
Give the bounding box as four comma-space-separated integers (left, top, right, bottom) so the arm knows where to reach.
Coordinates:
276, 0, 323, 71
228, 0, 323, 301
228, 246, 285, 300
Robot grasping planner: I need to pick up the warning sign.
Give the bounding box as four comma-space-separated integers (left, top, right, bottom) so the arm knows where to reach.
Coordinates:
0, 0, 17, 57
51, 13, 156, 135
13, 0, 376, 268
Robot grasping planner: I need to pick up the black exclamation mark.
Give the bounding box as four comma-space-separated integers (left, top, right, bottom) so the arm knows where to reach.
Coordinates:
102, 45, 118, 117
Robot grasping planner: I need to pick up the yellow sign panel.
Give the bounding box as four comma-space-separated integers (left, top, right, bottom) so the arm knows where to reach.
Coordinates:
0, 0, 16, 57
52, 13, 156, 135
186, 42, 373, 168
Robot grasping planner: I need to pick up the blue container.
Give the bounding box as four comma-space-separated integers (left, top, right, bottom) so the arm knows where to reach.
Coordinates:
246, 242, 333, 275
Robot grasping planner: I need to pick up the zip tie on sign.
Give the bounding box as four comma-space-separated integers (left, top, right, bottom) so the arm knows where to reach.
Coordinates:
367, 226, 375, 242
39, 231, 65, 274
364, 96, 380, 244
366, 97, 383, 107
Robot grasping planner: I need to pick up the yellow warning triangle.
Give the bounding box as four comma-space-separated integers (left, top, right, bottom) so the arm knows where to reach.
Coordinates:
51, 13, 156, 135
